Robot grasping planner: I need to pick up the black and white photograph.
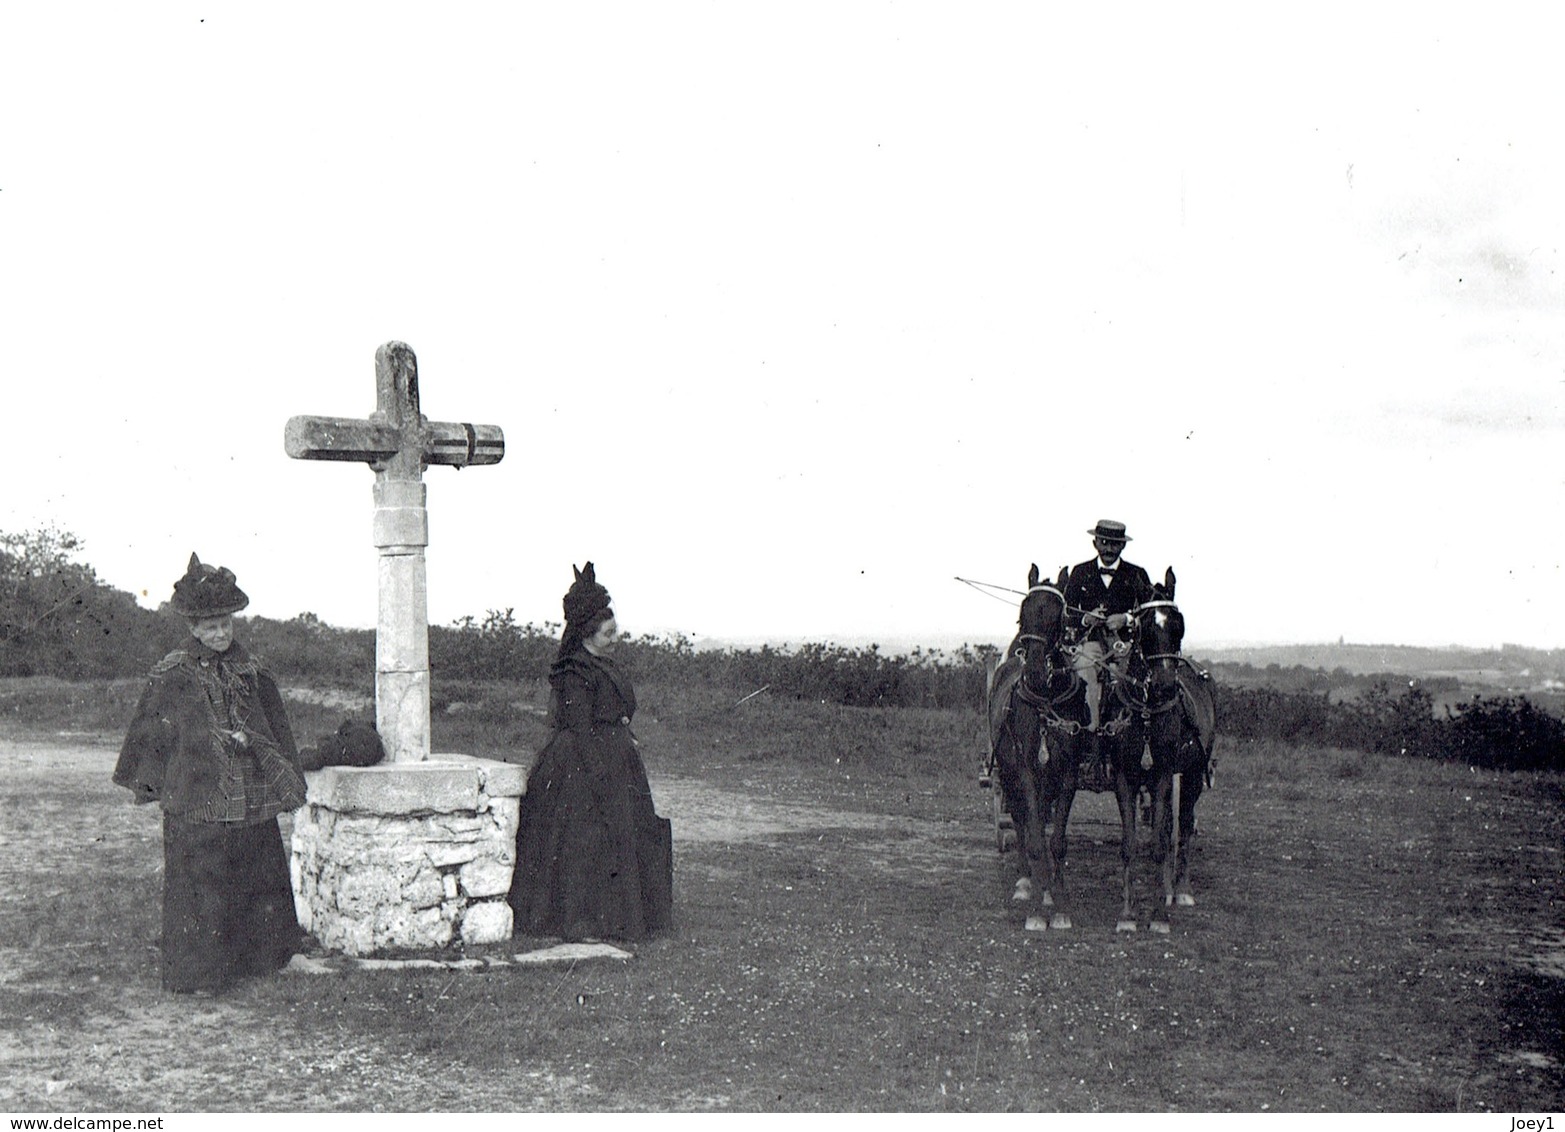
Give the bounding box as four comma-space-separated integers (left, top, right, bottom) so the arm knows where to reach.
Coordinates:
1, 2, 1560, 1117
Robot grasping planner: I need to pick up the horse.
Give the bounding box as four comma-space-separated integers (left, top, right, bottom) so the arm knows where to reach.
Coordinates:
1109, 568, 1216, 932
988, 564, 1147, 930
986, 564, 1076, 930
1046, 598, 1150, 932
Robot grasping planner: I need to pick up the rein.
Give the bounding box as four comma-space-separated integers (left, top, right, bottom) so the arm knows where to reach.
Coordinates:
1114, 647, 1206, 718
1014, 672, 1096, 741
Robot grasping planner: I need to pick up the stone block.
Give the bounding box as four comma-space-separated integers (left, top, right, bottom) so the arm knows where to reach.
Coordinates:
459, 858, 513, 899
426, 841, 481, 868
290, 854, 313, 934
461, 901, 513, 945
402, 867, 445, 910
334, 867, 405, 914
429, 814, 487, 837
372, 506, 429, 548
304, 762, 480, 814
474, 759, 528, 799
479, 795, 522, 839
374, 903, 452, 951
375, 557, 429, 667
375, 670, 429, 760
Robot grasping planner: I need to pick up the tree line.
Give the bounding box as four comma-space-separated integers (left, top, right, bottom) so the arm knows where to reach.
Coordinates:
3, 526, 1561, 772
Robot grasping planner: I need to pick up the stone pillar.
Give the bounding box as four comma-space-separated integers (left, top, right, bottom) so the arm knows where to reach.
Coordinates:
291, 754, 526, 955
372, 478, 431, 764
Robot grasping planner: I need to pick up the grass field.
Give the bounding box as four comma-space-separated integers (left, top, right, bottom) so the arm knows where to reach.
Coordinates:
0, 676, 1561, 1112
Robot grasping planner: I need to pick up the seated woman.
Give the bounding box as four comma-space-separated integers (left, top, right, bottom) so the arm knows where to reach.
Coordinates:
508, 563, 673, 943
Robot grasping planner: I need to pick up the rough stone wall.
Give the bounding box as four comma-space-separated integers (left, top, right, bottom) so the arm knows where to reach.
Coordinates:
290, 758, 523, 956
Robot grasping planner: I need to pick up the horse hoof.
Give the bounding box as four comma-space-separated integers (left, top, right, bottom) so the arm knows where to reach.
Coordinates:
1115, 920, 1138, 933
1149, 921, 1171, 935
1024, 914, 1049, 932
1050, 914, 1073, 931
1012, 879, 1033, 903
1176, 893, 1196, 907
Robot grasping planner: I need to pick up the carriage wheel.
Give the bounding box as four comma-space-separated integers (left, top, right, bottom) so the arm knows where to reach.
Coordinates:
994, 785, 1016, 854
983, 659, 1017, 854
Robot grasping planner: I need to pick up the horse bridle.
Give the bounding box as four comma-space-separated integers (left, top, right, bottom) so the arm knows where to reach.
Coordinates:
1011, 583, 1066, 662
1107, 600, 1188, 716
1008, 583, 1083, 732
1136, 603, 1185, 671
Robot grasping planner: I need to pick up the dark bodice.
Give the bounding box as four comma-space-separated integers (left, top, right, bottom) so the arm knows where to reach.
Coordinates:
549, 650, 637, 736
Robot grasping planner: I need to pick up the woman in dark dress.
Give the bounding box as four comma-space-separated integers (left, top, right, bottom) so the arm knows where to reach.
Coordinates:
113, 554, 308, 994
509, 562, 673, 942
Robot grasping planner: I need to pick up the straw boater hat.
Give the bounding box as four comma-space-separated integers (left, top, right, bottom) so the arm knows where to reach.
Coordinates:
170, 553, 249, 618
1087, 520, 1131, 542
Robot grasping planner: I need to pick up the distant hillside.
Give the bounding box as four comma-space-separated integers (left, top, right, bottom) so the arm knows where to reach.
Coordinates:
1190, 641, 1565, 699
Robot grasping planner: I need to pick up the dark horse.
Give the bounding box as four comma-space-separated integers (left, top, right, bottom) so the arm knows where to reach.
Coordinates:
1107, 569, 1216, 932
986, 564, 1105, 931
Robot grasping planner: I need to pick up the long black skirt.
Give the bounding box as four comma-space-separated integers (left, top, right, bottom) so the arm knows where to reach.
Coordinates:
161, 815, 300, 993
509, 728, 673, 943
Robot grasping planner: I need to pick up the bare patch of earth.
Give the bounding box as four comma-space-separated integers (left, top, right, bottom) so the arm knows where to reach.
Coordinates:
282, 686, 372, 712
0, 734, 992, 1109
4, 728, 1562, 1110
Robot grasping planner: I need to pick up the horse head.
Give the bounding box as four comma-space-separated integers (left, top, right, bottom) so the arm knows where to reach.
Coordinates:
1133, 567, 1185, 700
1015, 563, 1068, 695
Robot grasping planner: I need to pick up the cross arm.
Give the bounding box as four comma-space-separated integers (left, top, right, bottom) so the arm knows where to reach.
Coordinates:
287, 415, 504, 468
424, 421, 505, 467
284, 416, 401, 464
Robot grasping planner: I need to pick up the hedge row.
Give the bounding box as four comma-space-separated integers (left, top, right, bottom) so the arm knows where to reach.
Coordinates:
3, 528, 1560, 773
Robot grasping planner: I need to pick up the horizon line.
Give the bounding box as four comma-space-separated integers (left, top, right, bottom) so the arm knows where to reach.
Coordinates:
225, 610, 1560, 656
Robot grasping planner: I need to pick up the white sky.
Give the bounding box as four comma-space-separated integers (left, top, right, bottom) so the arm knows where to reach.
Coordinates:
3, 4, 1562, 651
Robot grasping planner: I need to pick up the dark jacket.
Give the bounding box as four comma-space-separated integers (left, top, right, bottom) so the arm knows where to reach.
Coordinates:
1063, 558, 1155, 631
113, 640, 306, 822
549, 650, 637, 736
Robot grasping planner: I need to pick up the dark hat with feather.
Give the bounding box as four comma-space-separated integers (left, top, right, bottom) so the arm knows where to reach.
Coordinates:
171, 553, 249, 618
562, 561, 612, 628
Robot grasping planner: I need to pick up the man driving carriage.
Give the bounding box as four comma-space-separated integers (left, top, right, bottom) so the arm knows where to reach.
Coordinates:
1063, 519, 1155, 736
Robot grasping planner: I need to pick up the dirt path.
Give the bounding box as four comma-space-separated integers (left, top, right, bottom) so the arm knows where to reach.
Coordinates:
0, 733, 972, 1111
5, 729, 1561, 1112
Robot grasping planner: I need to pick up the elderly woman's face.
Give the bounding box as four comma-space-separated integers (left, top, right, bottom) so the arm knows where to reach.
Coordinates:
188, 614, 234, 652
584, 615, 618, 655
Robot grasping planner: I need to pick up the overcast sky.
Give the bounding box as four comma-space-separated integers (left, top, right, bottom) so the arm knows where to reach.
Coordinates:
3, 5, 1561, 651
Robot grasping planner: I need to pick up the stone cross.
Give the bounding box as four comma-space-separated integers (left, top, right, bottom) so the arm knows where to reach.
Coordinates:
284, 341, 504, 763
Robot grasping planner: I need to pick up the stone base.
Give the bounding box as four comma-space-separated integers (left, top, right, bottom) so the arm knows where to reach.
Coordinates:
283, 942, 633, 975
290, 754, 526, 957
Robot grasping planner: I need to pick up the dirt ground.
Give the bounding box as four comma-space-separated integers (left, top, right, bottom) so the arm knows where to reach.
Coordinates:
3, 727, 1562, 1112
0, 733, 982, 1110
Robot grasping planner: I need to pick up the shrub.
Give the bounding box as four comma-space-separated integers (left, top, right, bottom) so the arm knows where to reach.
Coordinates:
1442, 695, 1565, 771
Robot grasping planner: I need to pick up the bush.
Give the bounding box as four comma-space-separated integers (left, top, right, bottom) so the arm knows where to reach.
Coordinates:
1442, 695, 1565, 771
1215, 680, 1565, 772
244, 612, 374, 686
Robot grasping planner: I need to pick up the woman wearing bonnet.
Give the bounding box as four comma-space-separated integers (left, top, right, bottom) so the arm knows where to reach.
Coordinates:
113, 554, 307, 994
509, 563, 673, 943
